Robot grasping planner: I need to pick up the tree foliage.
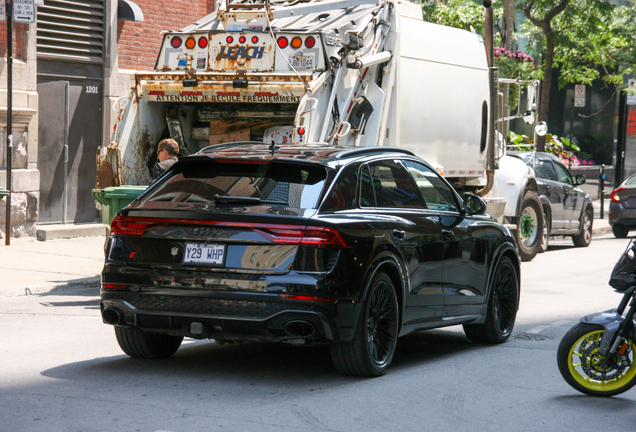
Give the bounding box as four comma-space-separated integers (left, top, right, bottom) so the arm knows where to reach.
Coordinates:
424, 0, 636, 150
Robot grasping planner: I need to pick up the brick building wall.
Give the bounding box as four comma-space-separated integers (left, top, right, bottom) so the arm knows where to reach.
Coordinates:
117, 0, 216, 71
0, 22, 27, 60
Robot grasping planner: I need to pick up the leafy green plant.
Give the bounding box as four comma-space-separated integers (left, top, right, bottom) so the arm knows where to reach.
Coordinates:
508, 130, 596, 166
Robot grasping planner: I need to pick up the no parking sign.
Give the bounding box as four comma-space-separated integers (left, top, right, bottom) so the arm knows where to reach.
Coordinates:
574, 84, 586, 107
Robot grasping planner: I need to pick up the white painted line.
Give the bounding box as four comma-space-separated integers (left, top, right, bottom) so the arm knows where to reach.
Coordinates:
551, 320, 573, 326
527, 325, 549, 334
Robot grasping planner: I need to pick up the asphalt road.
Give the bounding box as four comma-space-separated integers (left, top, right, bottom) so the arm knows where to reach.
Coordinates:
1, 235, 635, 432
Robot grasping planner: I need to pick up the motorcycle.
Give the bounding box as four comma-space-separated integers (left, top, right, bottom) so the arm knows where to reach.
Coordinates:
557, 239, 636, 397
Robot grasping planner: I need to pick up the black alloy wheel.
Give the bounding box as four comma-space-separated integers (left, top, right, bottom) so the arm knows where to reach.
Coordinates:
330, 272, 399, 377
463, 256, 519, 343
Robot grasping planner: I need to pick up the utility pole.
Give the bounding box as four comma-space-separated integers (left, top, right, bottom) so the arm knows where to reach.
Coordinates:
5, 0, 13, 246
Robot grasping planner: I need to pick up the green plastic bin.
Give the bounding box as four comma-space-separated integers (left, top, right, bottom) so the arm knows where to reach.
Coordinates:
92, 185, 148, 225
0, 187, 9, 202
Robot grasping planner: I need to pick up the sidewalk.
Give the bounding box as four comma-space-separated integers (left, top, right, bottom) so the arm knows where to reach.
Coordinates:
0, 199, 615, 299
0, 235, 105, 298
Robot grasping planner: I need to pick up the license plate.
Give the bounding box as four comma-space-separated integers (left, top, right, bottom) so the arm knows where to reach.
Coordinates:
288, 54, 314, 70
183, 243, 226, 266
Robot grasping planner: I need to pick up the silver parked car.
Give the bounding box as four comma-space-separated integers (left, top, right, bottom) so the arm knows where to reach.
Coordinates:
609, 174, 636, 238
511, 151, 594, 250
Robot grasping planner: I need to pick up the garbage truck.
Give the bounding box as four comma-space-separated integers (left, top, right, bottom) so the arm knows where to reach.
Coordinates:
97, 0, 544, 260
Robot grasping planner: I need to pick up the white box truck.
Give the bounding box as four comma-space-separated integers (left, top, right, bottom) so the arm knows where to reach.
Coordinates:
98, 0, 544, 260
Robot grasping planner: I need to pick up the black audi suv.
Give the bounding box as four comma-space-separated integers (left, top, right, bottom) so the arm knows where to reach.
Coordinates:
101, 144, 520, 376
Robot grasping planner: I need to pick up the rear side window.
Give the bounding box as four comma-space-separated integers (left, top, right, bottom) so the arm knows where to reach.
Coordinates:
321, 164, 359, 211
139, 160, 327, 210
535, 159, 558, 181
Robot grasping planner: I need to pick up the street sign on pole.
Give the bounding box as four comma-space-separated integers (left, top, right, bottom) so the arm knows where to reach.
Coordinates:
0, 0, 6, 22
13, 0, 34, 23
574, 84, 586, 108
628, 79, 636, 106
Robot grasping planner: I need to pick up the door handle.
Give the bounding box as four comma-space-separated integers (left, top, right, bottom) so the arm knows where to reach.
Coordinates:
546, 185, 553, 191
442, 229, 454, 240
392, 229, 405, 239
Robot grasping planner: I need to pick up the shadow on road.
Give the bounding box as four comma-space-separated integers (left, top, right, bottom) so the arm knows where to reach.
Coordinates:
39, 329, 487, 384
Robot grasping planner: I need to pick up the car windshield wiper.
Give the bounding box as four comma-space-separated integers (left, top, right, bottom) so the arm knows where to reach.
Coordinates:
213, 194, 288, 206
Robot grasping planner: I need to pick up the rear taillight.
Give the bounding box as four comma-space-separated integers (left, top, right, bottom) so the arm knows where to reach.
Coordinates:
226, 36, 234, 44
305, 36, 316, 48
279, 294, 337, 303
198, 37, 208, 48
254, 226, 348, 248
110, 216, 166, 236
170, 36, 182, 48
239, 35, 246, 44
611, 188, 625, 203
185, 37, 196, 49
277, 36, 288, 48
251, 36, 259, 44
102, 283, 126, 290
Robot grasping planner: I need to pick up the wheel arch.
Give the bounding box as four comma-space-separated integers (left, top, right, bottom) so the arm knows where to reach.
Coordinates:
486, 244, 521, 306
361, 252, 407, 327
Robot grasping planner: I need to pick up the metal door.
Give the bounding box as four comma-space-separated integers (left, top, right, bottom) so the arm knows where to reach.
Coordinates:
37, 79, 102, 223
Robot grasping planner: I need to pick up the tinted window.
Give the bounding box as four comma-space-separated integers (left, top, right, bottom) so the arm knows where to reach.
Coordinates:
553, 161, 573, 185
139, 160, 327, 210
359, 165, 376, 208
368, 160, 425, 209
402, 160, 459, 212
321, 164, 358, 211
535, 159, 558, 181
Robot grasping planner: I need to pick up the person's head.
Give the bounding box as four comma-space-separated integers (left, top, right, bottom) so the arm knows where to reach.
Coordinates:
157, 138, 179, 162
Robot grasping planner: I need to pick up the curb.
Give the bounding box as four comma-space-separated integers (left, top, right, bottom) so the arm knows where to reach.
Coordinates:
0, 277, 100, 299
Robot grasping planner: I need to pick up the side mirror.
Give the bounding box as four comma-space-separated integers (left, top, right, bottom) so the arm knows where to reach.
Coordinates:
575, 175, 586, 185
522, 110, 535, 125
463, 193, 487, 215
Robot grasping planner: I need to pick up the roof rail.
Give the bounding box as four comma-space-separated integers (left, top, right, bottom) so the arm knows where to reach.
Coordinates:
197, 141, 265, 154
335, 146, 415, 159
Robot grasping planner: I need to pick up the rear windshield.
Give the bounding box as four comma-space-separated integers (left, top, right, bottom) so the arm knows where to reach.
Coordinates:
139, 159, 328, 211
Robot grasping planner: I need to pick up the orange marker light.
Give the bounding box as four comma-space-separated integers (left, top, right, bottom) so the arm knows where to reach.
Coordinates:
291, 37, 302, 49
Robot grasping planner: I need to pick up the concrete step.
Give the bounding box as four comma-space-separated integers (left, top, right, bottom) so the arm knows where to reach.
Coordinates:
36, 223, 107, 241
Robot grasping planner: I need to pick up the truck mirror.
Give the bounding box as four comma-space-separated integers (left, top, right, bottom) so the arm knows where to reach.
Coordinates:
535, 121, 548, 137
522, 110, 535, 125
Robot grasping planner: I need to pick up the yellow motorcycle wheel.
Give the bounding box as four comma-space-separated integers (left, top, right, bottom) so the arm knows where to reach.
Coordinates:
557, 323, 636, 397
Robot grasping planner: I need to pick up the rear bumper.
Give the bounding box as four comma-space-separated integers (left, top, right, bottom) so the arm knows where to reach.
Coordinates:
100, 291, 360, 343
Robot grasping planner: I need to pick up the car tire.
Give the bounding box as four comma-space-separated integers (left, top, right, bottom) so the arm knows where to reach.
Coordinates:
463, 256, 518, 344
115, 327, 183, 359
330, 272, 399, 377
539, 210, 550, 253
612, 224, 630, 239
572, 207, 593, 247
516, 191, 544, 262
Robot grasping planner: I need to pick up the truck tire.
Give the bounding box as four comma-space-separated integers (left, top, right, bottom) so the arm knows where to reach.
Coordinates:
516, 191, 543, 262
